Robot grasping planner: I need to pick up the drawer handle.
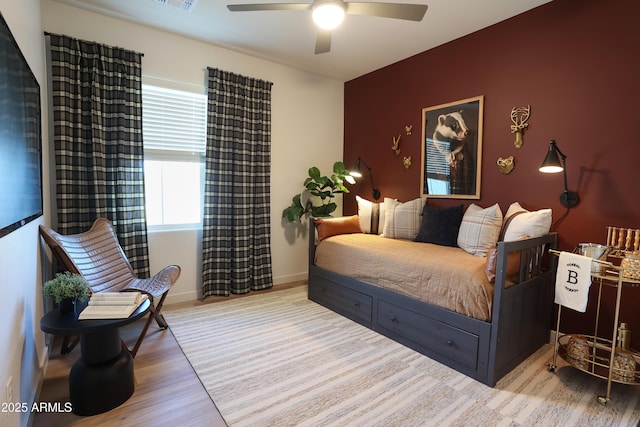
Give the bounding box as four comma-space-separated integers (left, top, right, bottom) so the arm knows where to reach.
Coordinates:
447, 340, 454, 347
390, 316, 398, 323
354, 302, 360, 308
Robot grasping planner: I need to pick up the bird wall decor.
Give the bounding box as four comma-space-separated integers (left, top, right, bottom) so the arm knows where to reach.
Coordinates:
403, 156, 411, 169
391, 134, 401, 155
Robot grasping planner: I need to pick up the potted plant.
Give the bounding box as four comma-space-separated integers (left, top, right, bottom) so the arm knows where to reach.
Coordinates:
43, 272, 91, 315
282, 161, 354, 222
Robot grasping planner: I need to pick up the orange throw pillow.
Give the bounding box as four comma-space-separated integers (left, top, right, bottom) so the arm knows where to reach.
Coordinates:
484, 236, 529, 283
314, 215, 362, 241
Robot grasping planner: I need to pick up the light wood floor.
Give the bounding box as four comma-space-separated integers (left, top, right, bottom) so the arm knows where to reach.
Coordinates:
32, 282, 304, 427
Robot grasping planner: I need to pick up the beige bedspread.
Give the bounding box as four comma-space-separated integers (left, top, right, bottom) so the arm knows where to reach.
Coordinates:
314, 233, 494, 321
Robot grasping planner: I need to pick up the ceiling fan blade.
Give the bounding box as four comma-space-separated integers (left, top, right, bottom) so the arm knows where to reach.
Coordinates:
345, 2, 428, 21
315, 29, 332, 54
227, 3, 310, 12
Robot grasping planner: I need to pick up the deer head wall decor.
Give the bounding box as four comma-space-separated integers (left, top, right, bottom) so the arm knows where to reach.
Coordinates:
510, 105, 530, 148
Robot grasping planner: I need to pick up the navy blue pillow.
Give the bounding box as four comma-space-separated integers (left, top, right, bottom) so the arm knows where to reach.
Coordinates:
413, 204, 464, 247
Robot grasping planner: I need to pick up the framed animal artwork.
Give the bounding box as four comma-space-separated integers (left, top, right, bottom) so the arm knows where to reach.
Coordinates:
420, 95, 484, 199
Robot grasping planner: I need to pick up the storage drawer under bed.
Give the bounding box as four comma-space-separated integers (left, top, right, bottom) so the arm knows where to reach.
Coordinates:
376, 300, 479, 371
308, 277, 373, 325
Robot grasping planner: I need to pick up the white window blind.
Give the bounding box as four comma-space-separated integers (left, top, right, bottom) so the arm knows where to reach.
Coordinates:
425, 138, 451, 195
142, 84, 207, 155
425, 138, 450, 177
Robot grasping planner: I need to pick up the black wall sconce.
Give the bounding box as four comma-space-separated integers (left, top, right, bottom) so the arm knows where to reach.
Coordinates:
539, 139, 579, 208
350, 157, 381, 200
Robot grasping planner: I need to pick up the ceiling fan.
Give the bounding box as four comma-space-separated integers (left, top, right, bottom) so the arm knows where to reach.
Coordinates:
227, 1, 428, 54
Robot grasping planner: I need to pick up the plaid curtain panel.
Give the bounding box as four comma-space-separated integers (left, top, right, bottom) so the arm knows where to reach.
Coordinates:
47, 33, 150, 277
202, 68, 273, 297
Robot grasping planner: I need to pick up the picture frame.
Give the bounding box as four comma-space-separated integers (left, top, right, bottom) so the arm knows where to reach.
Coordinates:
420, 96, 484, 199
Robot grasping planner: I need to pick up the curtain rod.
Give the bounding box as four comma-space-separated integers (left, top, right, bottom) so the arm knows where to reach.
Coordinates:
43, 32, 144, 56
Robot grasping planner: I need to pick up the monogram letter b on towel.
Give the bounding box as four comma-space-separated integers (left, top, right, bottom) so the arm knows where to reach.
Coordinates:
554, 252, 593, 312
566, 269, 579, 287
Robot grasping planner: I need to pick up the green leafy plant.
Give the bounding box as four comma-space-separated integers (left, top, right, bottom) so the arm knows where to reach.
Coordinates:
283, 161, 353, 222
43, 272, 91, 303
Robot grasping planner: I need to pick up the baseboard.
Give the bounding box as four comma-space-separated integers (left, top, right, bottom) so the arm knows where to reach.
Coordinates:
26, 352, 48, 427
165, 290, 199, 305
38, 345, 48, 370
164, 273, 309, 305
274, 272, 307, 285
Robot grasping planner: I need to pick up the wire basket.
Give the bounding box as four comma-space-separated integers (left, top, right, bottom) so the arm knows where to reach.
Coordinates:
621, 253, 640, 280
613, 349, 637, 381
566, 334, 589, 369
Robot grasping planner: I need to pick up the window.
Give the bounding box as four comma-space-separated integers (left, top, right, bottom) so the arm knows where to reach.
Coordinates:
425, 137, 451, 195
142, 84, 207, 228
144, 159, 202, 226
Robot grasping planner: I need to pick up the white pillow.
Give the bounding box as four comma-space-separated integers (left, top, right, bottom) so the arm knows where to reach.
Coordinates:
382, 197, 424, 240
505, 201, 527, 219
457, 203, 503, 257
503, 202, 552, 241
356, 195, 392, 235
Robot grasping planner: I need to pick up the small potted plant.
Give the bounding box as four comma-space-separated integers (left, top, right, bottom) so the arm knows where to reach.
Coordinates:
43, 272, 91, 316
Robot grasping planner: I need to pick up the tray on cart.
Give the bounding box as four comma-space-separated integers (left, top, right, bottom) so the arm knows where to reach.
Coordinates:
557, 333, 640, 385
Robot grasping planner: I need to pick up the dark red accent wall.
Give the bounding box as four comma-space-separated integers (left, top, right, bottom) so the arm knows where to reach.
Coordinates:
344, 0, 640, 345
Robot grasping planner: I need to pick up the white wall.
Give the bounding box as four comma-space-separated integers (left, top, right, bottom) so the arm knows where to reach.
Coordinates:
0, 1, 48, 426
41, 1, 345, 303
0, 2, 342, 424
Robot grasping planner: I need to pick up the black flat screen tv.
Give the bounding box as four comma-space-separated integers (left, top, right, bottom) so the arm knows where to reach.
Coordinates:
0, 11, 43, 238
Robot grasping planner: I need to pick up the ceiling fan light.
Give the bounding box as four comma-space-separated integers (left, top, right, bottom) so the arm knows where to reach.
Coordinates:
312, 2, 345, 30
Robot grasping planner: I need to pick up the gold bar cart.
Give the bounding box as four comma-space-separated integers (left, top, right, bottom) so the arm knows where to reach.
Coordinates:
548, 249, 640, 404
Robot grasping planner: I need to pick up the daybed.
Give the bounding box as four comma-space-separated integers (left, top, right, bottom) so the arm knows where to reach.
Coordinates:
307, 199, 558, 386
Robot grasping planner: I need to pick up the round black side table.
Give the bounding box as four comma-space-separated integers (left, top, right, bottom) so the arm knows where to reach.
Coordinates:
40, 299, 150, 416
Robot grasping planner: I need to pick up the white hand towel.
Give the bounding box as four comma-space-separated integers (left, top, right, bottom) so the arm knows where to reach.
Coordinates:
554, 251, 593, 312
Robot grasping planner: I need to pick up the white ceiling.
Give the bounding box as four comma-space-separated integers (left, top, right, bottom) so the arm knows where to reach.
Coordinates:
51, 0, 552, 81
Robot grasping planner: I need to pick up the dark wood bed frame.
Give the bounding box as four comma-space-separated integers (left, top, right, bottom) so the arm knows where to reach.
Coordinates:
307, 219, 558, 386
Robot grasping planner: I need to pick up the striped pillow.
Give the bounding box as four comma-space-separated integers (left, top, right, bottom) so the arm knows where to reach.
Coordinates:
382, 197, 424, 240
457, 203, 503, 257
356, 195, 393, 235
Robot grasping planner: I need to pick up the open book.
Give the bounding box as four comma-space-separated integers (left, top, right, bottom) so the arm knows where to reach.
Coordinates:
78, 292, 148, 320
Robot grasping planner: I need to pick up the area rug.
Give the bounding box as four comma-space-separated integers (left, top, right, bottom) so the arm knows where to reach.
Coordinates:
164, 286, 640, 426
